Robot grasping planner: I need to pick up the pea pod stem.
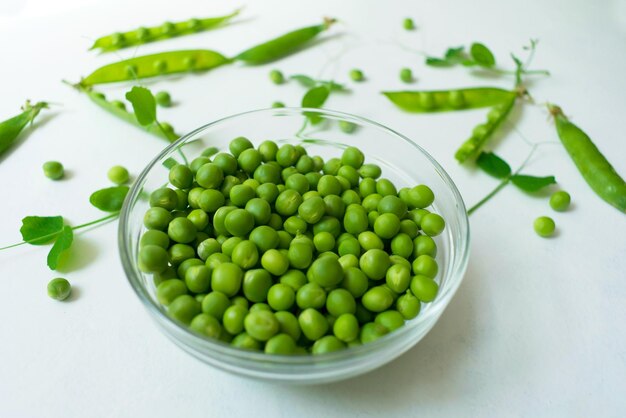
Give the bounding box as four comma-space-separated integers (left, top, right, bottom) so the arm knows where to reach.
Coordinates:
0, 101, 49, 158
548, 105, 626, 213
89, 9, 242, 53
0, 212, 119, 251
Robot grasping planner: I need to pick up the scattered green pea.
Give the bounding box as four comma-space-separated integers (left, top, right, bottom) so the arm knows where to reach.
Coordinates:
349, 69, 364, 82
43, 161, 64, 180
400, 67, 413, 83
155, 91, 172, 107
269, 69, 284, 84
403, 18, 415, 30
534, 216, 556, 237
108, 165, 129, 185
47, 278, 72, 301
550, 191, 571, 212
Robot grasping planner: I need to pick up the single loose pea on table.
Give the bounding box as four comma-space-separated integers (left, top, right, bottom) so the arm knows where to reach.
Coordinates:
139, 136, 446, 355
43, 161, 64, 180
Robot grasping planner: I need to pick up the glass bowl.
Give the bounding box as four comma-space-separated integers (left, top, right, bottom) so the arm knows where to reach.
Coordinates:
119, 107, 470, 384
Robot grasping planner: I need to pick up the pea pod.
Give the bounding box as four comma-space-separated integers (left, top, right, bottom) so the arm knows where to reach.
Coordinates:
235, 18, 336, 65
69, 84, 178, 142
455, 95, 517, 163
549, 105, 626, 213
80, 49, 230, 86
89, 9, 241, 53
382, 88, 516, 113
0, 101, 48, 158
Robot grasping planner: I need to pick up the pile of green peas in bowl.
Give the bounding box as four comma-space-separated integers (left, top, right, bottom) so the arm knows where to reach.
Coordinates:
120, 108, 469, 383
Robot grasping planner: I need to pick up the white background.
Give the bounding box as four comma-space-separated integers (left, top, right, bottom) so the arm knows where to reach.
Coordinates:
1, 0, 625, 417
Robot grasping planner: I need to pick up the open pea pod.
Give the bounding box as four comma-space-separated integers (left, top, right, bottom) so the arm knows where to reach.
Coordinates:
0, 101, 48, 158
382, 87, 516, 113
235, 18, 336, 65
90, 9, 241, 53
80, 49, 230, 86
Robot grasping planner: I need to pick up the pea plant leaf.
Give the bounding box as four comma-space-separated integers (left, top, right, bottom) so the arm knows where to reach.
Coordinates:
162, 157, 179, 169
470, 42, 496, 68
302, 85, 330, 108
290, 74, 317, 88
47, 226, 73, 270
476, 152, 511, 179
426, 46, 472, 67
510, 174, 556, 192
19, 216, 64, 245
125, 86, 157, 126
89, 186, 130, 212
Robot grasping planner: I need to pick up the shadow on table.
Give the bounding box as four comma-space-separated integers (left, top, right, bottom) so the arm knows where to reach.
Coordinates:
281, 260, 484, 408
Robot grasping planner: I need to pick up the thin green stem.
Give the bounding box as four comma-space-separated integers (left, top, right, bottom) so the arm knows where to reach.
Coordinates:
0, 212, 119, 251
467, 177, 510, 215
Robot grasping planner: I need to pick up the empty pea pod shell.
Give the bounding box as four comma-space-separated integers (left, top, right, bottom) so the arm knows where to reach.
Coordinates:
381, 88, 516, 113
0, 101, 48, 158
455, 95, 517, 163
80, 49, 230, 86
550, 105, 626, 213
89, 9, 241, 53
235, 18, 336, 65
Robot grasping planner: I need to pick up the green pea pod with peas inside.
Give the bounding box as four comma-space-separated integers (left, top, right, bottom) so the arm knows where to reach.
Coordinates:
234, 17, 337, 65
549, 105, 626, 213
455, 94, 517, 163
89, 9, 241, 53
381, 87, 516, 113
0, 101, 48, 158
67, 83, 178, 142
80, 49, 231, 86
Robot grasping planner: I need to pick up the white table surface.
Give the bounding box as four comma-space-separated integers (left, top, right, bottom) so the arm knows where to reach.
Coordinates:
1, 0, 625, 416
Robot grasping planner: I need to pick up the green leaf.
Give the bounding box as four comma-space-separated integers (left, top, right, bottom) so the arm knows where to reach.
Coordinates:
321, 80, 348, 92
125, 86, 157, 126
476, 152, 511, 179
470, 43, 496, 68
47, 226, 73, 270
19, 216, 64, 245
162, 157, 179, 169
445, 46, 466, 62
425, 57, 453, 67
290, 74, 317, 88
89, 186, 130, 212
510, 174, 556, 192
302, 85, 330, 108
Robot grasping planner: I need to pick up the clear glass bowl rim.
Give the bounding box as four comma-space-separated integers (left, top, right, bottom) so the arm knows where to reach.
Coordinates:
118, 107, 471, 366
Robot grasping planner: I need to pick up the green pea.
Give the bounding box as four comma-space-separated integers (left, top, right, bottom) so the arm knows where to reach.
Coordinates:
139, 245, 169, 273
269, 69, 285, 84
168, 243, 196, 266
272, 101, 285, 108
211, 263, 243, 297
400, 219, 419, 239
173, 190, 188, 210
189, 156, 210, 174
375, 310, 404, 332
349, 69, 364, 82
391, 233, 413, 258
322, 195, 345, 219
376, 179, 397, 196
343, 207, 369, 235
229, 136, 254, 158
412, 255, 437, 279
410, 275, 439, 302
184, 265, 211, 293
358, 164, 382, 179
448, 90, 466, 108
256, 141, 277, 163
279, 270, 307, 291
205, 252, 230, 270
230, 240, 259, 269
196, 163, 224, 189
267, 283, 296, 311
403, 17, 415, 30
420, 213, 445, 236
276, 144, 299, 167
212, 153, 238, 175
167, 217, 196, 244
187, 209, 208, 231
149, 188, 177, 210
295, 155, 314, 174
277, 230, 293, 249
323, 157, 341, 175
47, 278, 72, 301
201, 291, 231, 319
242, 198, 271, 225
106, 165, 129, 185
240, 269, 271, 303
317, 175, 342, 197
261, 249, 290, 276
354, 303, 375, 325
197, 189, 224, 213
190, 313, 221, 338
231, 332, 261, 351
360, 322, 389, 343
238, 148, 263, 174
385, 264, 411, 293
359, 249, 390, 280
267, 213, 284, 231
140, 229, 169, 249
197, 238, 221, 261
396, 292, 421, 319
356, 231, 382, 251
265, 333, 297, 355
311, 231, 334, 253
550, 191, 571, 212
275, 189, 302, 216
154, 91, 172, 107
341, 146, 365, 169
534, 216, 556, 237
244, 310, 280, 342
308, 256, 344, 287
143, 207, 172, 230
224, 209, 254, 237
333, 313, 359, 342
312, 335, 346, 354
296, 195, 325, 224
287, 242, 313, 269
361, 286, 394, 312
326, 288, 357, 317
298, 308, 329, 341
256, 182, 280, 203
377, 195, 407, 217
400, 67, 413, 83
373, 213, 401, 239
296, 282, 326, 309
274, 311, 301, 341
408, 185, 434, 208
168, 295, 201, 325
